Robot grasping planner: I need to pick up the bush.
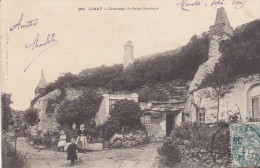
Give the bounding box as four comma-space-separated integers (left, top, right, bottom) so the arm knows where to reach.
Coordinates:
2, 137, 28, 168
63, 128, 78, 142
23, 108, 39, 126
156, 122, 231, 168
97, 99, 145, 141
156, 140, 181, 167
110, 99, 144, 131
96, 120, 121, 141
28, 135, 52, 148
56, 89, 102, 127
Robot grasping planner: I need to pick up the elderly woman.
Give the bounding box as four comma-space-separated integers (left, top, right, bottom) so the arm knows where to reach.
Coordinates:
67, 138, 78, 165
76, 124, 87, 152
57, 130, 67, 152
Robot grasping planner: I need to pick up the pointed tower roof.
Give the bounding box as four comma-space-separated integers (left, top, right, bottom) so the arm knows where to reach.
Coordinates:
214, 7, 231, 27
36, 69, 47, 88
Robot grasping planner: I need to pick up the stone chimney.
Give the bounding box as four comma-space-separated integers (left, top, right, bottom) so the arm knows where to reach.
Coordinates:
208, 7, 233, 59
209, 7, 233, 37
123, 41, 134, 68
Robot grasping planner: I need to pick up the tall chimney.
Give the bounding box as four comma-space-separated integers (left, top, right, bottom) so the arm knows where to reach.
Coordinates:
123, 41, 134, 68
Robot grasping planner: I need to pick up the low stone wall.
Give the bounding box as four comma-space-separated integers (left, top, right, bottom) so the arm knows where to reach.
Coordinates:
180, 146, 231, 168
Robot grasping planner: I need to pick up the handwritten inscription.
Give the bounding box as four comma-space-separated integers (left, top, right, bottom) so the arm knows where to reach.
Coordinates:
25, 33, 56, 51
10, 13, 38, 31
232, 0, 247, 9
177, 0, 247, 11
177, 0, 200, 11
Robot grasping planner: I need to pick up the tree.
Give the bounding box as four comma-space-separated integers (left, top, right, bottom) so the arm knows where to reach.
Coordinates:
203, 64, 234, 125
1, 93, 13, 131
23, 108, 39, 126
56, 89, 102, 128
109, 99, 144, 131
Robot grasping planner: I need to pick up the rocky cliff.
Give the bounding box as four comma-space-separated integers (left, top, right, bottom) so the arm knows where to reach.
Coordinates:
31, 88, 83, 134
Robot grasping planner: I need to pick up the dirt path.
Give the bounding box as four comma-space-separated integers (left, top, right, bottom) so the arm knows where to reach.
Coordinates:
5, 133, 161, 168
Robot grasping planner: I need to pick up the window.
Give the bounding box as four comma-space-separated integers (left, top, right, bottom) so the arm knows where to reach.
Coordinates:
252, 96, 260, 122
109, 99, 117, 114
198, 108, 205, 125
142, 114, 151, 128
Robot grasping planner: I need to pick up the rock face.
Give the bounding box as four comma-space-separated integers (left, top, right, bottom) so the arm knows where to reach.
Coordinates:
189, 7, 233, 93
31, 88, 83, 133
32, 89, 61, 132
189, 35, 229, 92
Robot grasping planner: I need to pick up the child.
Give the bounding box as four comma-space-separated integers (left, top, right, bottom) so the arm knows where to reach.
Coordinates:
67, 138, 78, 165
57, 130, 66, 152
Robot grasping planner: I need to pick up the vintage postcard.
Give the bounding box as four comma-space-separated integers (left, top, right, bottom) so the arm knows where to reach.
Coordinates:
1, 0, 260, 167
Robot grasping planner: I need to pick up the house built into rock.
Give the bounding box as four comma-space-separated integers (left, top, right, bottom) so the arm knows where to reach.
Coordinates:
31, 7, 260, 140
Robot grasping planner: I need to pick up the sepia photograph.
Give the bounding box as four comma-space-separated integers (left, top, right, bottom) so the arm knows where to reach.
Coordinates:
1, 0, 260, 167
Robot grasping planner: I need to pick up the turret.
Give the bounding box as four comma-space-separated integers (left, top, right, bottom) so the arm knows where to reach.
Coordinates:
35, 69, 47, 97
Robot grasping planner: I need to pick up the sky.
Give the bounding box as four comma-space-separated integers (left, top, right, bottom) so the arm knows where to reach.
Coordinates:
1, 0, 260, 110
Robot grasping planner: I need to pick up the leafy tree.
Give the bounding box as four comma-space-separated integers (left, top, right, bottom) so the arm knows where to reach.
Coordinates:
1, 93, 12, 131
110, 99, 144, 131
97, 99, 144, 140
56, 89, 102, 128
202, 64, 234, 125
23, 108, 39, 126
219, 20, 260, 78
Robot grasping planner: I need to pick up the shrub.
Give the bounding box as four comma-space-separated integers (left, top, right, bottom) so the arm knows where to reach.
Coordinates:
156, 140, 181, 167
156, 122, 231, 168
28, 135, 52, 148
63, 128, 78, 142
110, 99, 144, 131
97, 99, 145, 141
23, 108, 39, 126
56, 89, 102, 127
96, 120, 121, 141
2, 137, 28, 168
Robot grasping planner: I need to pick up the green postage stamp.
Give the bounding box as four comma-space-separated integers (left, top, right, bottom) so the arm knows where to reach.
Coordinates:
230, 123, 260, 167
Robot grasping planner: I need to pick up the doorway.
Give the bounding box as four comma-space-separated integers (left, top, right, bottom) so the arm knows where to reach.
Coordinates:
166, 113, 175, 137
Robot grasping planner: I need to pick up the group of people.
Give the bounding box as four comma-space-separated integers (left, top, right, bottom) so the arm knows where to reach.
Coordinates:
57, 124, 88, 165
